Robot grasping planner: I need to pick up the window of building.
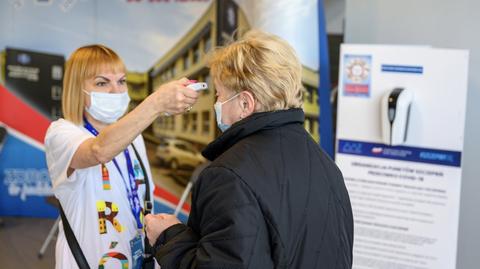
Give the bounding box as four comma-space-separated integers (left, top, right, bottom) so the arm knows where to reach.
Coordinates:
182, 114, 189, 131
164, 117, 170, 130
304, 85, 314, 103
157, 118, 164, 129
171, 64, 176, 77
191, 112, 198, 133
193, 43, 200, 64
163, 71, 170, 81
183, 53, 190, 70
153, 76, 162, 90
202, 111, 210, 134
171, 117, 176, 130
308, 117, 316, 134
204, 33, 211, 53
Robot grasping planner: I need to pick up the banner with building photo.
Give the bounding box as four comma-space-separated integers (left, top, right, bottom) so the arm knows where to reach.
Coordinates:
0, 0, 322, 219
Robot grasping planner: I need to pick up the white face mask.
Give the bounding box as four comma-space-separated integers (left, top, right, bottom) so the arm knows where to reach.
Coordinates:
83, 90, 130, 124
214, 93, 240, 132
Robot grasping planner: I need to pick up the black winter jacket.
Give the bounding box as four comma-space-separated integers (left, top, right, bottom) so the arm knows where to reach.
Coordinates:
153, 108, 354, 269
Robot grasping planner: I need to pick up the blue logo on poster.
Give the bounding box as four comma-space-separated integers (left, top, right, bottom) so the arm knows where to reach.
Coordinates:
343, 55, 372, 97
341, 142, 363, 154
419, 152, 454, 163
17, 53, 31, 65
381, 64, 423, 74
338, 139, 461, 167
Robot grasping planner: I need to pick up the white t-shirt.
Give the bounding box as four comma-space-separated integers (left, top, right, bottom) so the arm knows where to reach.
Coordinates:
45, 119, 154, 269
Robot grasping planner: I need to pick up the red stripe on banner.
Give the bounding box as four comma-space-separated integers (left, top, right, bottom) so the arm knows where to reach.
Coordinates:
154, 185, 191, 212
0, 84, 51, 144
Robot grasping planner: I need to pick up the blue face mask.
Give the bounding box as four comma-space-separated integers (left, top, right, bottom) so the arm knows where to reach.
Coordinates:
214, 93, 240, 132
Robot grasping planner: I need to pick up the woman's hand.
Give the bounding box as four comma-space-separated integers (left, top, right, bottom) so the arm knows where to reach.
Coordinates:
144, 213, 182, 246
150, 77, 200, 116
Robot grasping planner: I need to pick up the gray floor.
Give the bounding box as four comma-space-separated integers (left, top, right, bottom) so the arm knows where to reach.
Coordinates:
0, 217, 56, 269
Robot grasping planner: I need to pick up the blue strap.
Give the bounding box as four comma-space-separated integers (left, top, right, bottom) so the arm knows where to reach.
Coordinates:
83, 116, 143, 229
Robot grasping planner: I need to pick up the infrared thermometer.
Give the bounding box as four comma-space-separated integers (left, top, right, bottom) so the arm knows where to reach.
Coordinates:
187, 82, 208, 91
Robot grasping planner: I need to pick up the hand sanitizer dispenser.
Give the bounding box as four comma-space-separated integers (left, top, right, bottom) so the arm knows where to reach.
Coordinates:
381, 88, 414, 146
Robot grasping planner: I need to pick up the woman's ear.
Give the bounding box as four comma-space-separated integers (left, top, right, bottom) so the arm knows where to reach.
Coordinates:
239, 91, 256, 119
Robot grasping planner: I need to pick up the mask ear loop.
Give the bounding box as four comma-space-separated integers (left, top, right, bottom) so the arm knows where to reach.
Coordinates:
221, 92, 241, 105
83, 90, 92, 111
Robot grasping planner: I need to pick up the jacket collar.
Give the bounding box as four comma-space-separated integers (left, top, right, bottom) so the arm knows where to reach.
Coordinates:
202, 108, 305, 161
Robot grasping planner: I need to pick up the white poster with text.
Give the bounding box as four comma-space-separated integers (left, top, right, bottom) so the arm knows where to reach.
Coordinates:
336, 45, 469, 269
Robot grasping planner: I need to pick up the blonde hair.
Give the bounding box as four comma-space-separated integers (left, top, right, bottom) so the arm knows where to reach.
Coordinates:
208, 30, 304, 112
62, 44, 126, 124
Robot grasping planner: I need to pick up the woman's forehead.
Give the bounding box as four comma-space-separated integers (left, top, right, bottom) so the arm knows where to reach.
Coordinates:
86, 62, 125, 78
90, 69, 125, 80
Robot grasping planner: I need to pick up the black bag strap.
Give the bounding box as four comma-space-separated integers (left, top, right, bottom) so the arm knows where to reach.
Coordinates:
130, 143, 155, 269
59, 203, 91, 269
130, 143, 152, 215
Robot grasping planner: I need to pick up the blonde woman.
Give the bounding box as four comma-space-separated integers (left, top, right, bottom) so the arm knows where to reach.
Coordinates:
45, 44, 199, 269
145, 30, 354, 269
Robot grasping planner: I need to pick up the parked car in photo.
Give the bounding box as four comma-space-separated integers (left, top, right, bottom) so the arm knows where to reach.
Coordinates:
155, 138, 206, 175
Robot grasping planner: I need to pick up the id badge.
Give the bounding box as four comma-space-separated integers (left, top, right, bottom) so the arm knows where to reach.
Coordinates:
133, 159, 145, 180
130, 233, 144, 269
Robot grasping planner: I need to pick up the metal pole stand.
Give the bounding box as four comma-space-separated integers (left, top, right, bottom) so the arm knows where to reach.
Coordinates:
38, 217, 60, 259
173, 161, 210, 217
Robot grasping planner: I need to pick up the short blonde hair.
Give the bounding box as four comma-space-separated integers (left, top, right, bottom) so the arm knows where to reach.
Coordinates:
208, 30, 304, 111
62, 44, 126, 124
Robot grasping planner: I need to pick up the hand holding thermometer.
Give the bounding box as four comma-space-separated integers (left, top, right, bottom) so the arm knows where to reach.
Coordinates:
162, 83, 208, 117
186, 82, 208, 91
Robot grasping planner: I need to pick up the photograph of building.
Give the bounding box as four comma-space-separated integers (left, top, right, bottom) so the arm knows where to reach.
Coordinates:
126, 71, 149, 110
143, 0, 320, 149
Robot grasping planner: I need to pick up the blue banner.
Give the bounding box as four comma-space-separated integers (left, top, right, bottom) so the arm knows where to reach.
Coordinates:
381, 64, 424, 74
338, 139, 461, 167
0, 132, 57, 218
318, 0, 334, 158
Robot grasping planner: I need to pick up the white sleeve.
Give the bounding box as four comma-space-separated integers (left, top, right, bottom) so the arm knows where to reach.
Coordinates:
44, 119, 92, 189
